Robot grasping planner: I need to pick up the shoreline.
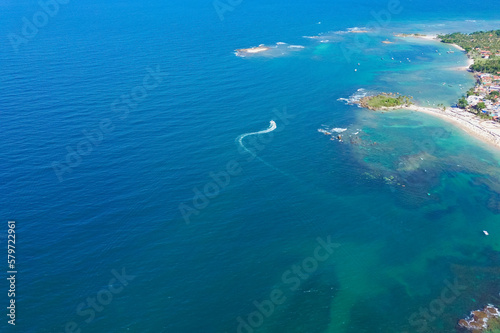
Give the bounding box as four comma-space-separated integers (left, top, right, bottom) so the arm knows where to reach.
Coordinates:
389, 33, 500, 150
451, 57, 475, 71
451, 43, 466, 51
404, 105, 500, 149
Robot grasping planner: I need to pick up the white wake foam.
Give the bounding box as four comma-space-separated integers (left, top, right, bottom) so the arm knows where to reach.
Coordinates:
235, 42, 305, 58
237, 120, 277, 156
235, 120, 297, 179
337, 88, 369, 107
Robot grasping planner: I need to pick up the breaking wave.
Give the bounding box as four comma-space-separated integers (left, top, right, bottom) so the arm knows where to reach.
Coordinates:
235, 42, 305, 58
337, 88, 370, 107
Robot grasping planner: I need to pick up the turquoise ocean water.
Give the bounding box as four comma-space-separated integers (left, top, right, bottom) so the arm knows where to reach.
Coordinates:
1, 0, 500, 332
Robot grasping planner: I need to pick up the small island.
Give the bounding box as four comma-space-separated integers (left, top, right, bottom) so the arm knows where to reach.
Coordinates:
357, 93, 413, 110
235, 45, 271, 57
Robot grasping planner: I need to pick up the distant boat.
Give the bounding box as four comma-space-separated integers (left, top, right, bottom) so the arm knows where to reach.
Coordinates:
483, 230, 489, 236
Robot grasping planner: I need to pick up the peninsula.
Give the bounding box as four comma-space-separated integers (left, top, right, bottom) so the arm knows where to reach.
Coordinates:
373, 30, 500, 149
439, 30, 500, 74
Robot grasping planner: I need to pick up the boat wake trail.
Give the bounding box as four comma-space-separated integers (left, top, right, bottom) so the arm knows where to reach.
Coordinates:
237, 120, 277, 156
236, 120, 293, 178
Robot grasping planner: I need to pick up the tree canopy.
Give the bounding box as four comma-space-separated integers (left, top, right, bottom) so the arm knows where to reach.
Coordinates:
439, 30, 500, 74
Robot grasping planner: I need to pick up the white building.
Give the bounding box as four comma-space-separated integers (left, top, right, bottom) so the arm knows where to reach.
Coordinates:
467, 95, 482, 106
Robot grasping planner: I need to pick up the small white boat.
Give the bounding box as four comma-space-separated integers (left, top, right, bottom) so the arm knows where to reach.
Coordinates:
483, 230, 489, 236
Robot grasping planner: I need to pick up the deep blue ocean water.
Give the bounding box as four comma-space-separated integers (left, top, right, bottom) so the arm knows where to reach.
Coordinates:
1, 0, 500, 332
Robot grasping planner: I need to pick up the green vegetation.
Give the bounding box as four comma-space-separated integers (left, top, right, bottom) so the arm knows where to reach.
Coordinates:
398, 33, 425, 37
471, 58, 500, 73
458, 96, 468, 109
439, 30, 500, 74
468, 102, 493, 119
486, 316, 500, 333
359, 93, 412, 110
487, 91, 500, 101
439, 30, 500, 52
467, 87, 478, 97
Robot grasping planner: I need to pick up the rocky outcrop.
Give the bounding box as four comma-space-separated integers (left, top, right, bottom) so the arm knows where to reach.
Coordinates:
458, 304, 500, 332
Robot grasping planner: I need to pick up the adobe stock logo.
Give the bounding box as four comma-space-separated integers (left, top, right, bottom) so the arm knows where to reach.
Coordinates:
178, 107, 294, 225
236, 236, 340, 333
213, 0, 242, 21
62, 268, 135, 333
340, 0, 403, 63
7, 0, 70, 53
407, 278, 467, 333
51, 65, 166, 182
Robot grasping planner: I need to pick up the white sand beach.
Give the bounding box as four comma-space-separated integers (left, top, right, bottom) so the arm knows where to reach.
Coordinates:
417, 34, 439, 41
452, 57, 475, 71
406, 105, 500, 149
388, 35, 500, 150
394, 33, 438, 41
451, 43, 466, 51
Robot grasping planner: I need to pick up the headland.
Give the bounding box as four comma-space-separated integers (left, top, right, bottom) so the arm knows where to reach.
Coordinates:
375, 30, 500, 150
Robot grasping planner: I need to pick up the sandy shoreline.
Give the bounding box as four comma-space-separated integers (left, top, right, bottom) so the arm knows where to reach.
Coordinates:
389, 35, 500, 149
451, 43, 466, 51
417, 34, 439, 41
395, 33, 438, 41
451, 57, 475, 71
405, 105, 500, 149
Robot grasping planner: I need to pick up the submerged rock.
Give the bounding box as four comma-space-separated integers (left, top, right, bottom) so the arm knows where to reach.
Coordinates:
486, 193, 500, 214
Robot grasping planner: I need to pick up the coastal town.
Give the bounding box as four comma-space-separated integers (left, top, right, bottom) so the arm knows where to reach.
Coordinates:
354, 31, 500, 149
461, 71, 500, 121
440, 30, 500, 121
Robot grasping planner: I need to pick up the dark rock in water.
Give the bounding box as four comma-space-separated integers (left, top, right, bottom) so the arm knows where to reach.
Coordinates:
424, 205, 457, 220
486, 193, 500, 214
